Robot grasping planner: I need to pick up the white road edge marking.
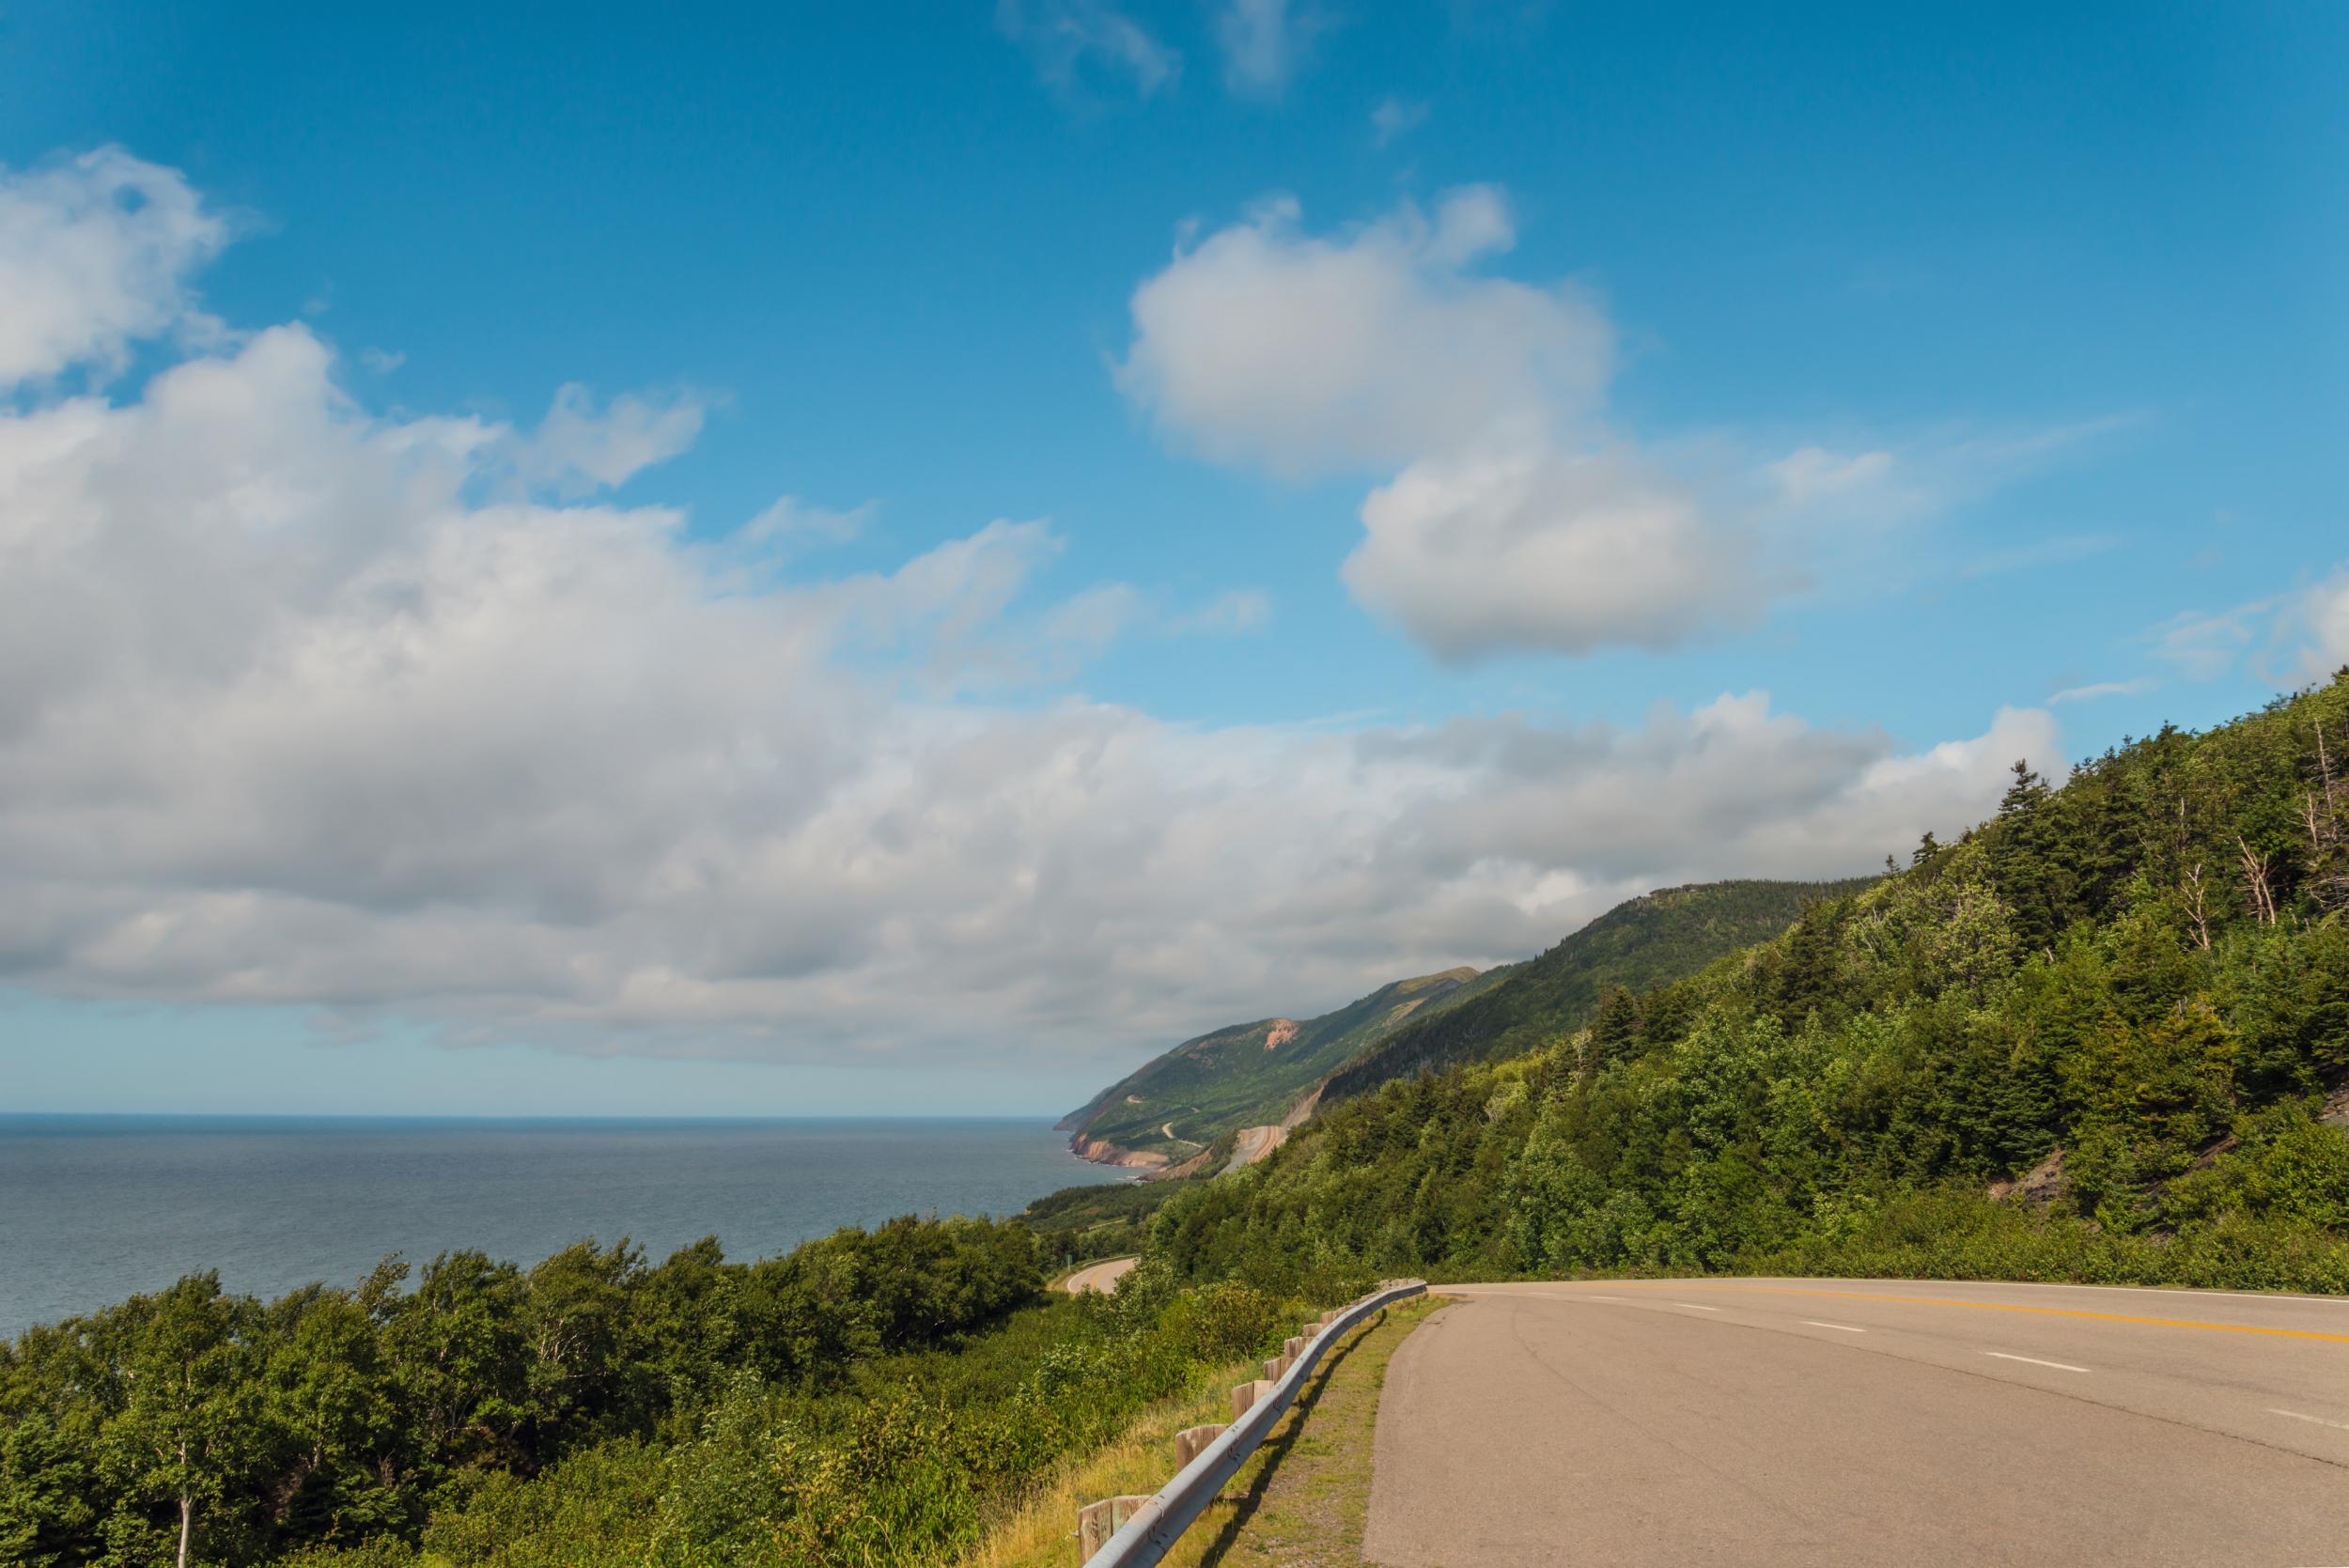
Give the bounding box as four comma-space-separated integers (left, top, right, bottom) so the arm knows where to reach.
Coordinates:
1803, 1321, 1866, 1332
1582, 1295, 1631, 1303
1983, 1352, 2090, 1373
1674, 1303, 1722, 1312
2269, 1407, 2349, 1433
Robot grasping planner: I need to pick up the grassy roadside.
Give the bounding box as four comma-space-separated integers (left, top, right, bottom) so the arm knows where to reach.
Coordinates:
961, 1295, 1442, 1568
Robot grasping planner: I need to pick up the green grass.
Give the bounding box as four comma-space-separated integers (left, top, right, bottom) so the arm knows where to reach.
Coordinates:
961, 1295, 1441, 1568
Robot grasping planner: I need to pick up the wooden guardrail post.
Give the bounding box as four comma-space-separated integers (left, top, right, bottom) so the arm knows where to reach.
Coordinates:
1231, 1377, 1275, 1419
1174, 1423, 1227, 1465
1079, 1495, 1155, 1561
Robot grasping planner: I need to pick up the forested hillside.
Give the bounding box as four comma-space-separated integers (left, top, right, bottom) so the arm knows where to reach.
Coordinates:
1155, 677, 2349, 1295
1320, 878, 1876, 1103
1058, 967, 1499, 1167
1062, 878, 1869, 1173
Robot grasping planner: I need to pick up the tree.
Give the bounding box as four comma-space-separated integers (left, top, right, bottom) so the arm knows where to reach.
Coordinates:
0, 1410, 98, 1567
96, 1274, 262, 1568
1585, 984, 1643, 1072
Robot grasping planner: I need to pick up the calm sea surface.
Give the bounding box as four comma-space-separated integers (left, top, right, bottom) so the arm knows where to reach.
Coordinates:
0, 1115, 1124, 1338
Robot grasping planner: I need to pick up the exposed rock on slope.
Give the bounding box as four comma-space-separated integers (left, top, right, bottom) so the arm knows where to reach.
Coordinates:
1064, 968, 1489, 1171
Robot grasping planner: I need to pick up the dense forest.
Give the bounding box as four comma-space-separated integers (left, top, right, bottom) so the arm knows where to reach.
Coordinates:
0, 1219, 1315, 1567
1156, 676, 2349, 1295
1319, 877, 1878, 1102
8, 675, 2346, 1567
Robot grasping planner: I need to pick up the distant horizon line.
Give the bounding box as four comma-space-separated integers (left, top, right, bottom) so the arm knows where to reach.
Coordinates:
0, 1110, 1071, 1126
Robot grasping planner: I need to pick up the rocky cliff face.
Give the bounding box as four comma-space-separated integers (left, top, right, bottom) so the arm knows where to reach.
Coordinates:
1067, 1134, 1170, 1171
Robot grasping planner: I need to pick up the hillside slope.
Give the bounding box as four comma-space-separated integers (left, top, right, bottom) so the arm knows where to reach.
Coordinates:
1155, 677, 2349, 1297
1321, 878, 1875, 1102
1060, 968, 1494, 1167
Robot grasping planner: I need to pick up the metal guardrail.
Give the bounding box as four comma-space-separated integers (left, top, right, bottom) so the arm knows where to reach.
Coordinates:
1084, 1279, 1427, 1567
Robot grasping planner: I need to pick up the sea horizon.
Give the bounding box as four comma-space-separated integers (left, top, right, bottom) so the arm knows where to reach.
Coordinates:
0, 1113, 1124, 1339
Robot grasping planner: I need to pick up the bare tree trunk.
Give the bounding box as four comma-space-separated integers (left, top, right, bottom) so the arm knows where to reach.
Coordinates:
2183, 862, 2213, 950
2237, 836, 2278, 925
177, 1437, 193, 1568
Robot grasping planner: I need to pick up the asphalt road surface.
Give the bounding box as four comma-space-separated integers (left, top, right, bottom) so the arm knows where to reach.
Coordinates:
1363, 1278, 2349, 1567
1063, 1255, 1138, 1295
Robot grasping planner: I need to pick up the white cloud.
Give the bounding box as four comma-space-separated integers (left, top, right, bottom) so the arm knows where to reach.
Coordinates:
0, 147, 228, 386
1767, 446, 1897, 512
739, 493, 872, 551
1170, 586, 1272, 634
1120, 188, 1610, 475
2048, 677, 2156, 706
997, 0, 1180, 98
1370, 96, 1428, 147
1215, 0, 1320, 97
1119, 190, 1786, 659
1345, 442, 1764, 660
2143, 567, 2349, 688
0, 148, 2057, 1075
514, 381, 707, 492
1121, 191, 2124, 664
2155, 599, 2272, 680
2288, 571, 2349, 679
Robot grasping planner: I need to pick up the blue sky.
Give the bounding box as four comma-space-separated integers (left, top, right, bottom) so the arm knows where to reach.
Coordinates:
1, 2, 2343, 1115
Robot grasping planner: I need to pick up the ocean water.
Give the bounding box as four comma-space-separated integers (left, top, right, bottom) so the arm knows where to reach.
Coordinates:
0, 1115, 1125, 1338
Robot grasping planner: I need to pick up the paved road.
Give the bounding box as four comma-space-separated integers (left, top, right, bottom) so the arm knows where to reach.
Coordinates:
1063, 1255, 1138, 1295
1364, 1278, 2349, 1567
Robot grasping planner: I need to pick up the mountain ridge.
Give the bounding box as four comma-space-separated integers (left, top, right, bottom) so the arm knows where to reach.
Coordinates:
1062, 877, 1872, 1175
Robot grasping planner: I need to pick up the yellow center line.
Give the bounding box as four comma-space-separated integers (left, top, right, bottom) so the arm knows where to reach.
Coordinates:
1584, 1281, 2349, 1344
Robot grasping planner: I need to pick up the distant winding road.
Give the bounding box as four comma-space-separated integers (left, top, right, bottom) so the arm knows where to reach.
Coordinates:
1365, 1278, 2349, 1567
1063, 1256, 1138, 1295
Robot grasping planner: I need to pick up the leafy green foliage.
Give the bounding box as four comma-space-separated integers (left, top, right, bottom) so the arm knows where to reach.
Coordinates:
1022, 1178, 1190, 1267
272, 1278, 1300, 1568
1153, 677, 2349, 1298
1, 1217, 1044, 1565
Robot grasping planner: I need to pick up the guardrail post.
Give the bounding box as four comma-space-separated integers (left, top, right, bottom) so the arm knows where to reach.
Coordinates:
1231, 1377, 1275, 1420
1174, 1423, 1227, 1466
1262, 1354, 1286, 1381
1078, 1495, 1155, 1561
1283, 1334, 1307, 1360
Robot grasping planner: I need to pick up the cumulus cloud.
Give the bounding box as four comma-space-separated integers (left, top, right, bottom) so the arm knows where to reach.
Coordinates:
0, 150, 2056, 1073
0, 147, 228, 385
996, 0, 1180, 99
1120, 188, 1610, 476
1120, 191, 2122, 664
1345, 444, 1764, 660
1119, 189, 1786, 660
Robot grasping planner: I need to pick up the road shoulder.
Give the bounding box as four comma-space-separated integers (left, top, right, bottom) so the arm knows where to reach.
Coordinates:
1189, 1294, 1445, 1567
